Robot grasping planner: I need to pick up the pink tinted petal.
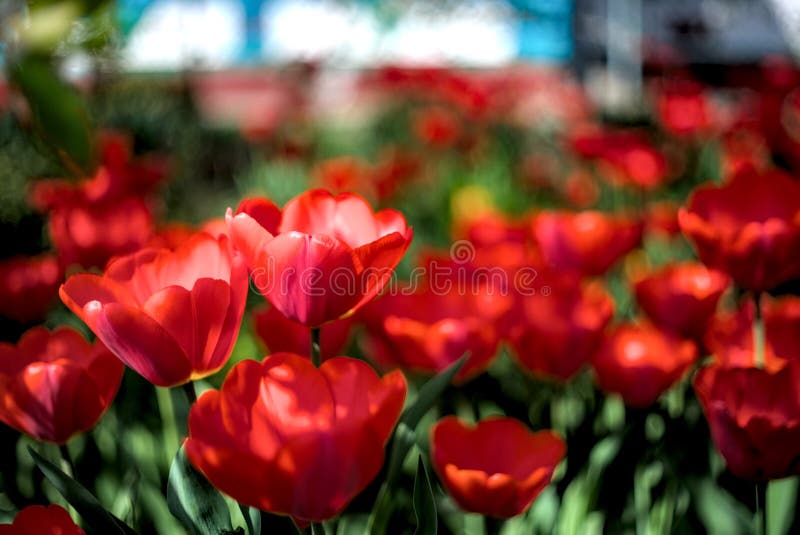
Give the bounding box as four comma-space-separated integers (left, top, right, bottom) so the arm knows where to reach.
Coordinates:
94, 302, 191, 386
226, 209, 276, 270
261, 232, 361, 326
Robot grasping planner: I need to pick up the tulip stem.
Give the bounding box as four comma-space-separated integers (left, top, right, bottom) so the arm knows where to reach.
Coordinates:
155, 386, 180, 466
755, 481, 766, 535
310, 328, 322, 367
753, 292, 765, 369
309, 522, 325, 535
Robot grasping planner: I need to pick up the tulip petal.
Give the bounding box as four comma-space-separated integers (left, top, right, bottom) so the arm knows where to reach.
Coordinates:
93, 302, 191, 386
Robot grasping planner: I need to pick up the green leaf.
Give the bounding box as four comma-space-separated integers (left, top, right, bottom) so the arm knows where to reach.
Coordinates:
9, 55, 94, 176
767, 477, 798, 535
413, 455, 437, 535
167, 444, 233, 535
401, 355, 467, 429
691, 479, 749, 535
28, 447, 135, 535
369, 356, 466, 534
238, 503, 261, 535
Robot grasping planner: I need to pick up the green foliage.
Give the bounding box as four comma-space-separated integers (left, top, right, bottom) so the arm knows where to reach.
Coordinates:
413, 456, 437, 535
28, 447, 136, 535
166, 445, 233, 535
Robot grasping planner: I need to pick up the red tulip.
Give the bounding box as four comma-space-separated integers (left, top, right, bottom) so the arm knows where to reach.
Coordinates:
0, 254, 62, 324
358, 288, 500, 382
570, 129, 668, 190
412, 106, 461, 148
645, 201, 680, 238
313, 156, 373, 198
532, 210, 643, 278
634, 262, 730, 340
48, 196, 154, 269
655, 80, 714, 138
370, 147, 421, 200
185, 353, 406, 523
453, 212, 530, 248
678, 168, 800, 291
253, 304, 353, 362
0, 327, 122, 443
430, 416, 565, 518
417, 242, 535, 340
694, 361, 800, 480
704, 296, 800, 371
592, 323, 698, 408
28, 131, 166, 210
720, 127, 769, 177
0, 505, 84, 535
228, 189, 413, 327
510, 280, 614, 381
59, 232, 247, 387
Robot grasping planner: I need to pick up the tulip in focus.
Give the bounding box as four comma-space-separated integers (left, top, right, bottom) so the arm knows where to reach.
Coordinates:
592, 323, 698, 408
430, 416, 565, 518
227, 189, 413, 327
0, 327, 123, 443
185, 352, 406, 523
60, 232, 247, 387
0, 504, 84, 535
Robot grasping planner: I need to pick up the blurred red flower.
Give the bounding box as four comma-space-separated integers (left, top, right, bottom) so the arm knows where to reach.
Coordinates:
0, 254, 62, 324
634, 262, 730, 340
679, 168, 800, 291
370, 147, 422, 200
0, 326, 122, 443
592, 323, 698, 408
358, 288, 500, 382
570, 129, 668, 190
532, 210, 643, 278
720, 127, 770, 177
0, 504, 84, 535
694, 361, 800, 480
253, 304, 352, 362
655, 80, 714, 138
563, 169, 600, 208
47, 196, 154, 270
412, 107, 461, 148
228, 189, 413, 327
430, 416, 565, 518
705, 296, 800, 371
60, 232, 247, 387
644, 201, 680, 238
510, 280, 614, 381
28, 131, 167, 211
185, 353, 406, 523
417, 240, 534, 340
312, 157, 373, 197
